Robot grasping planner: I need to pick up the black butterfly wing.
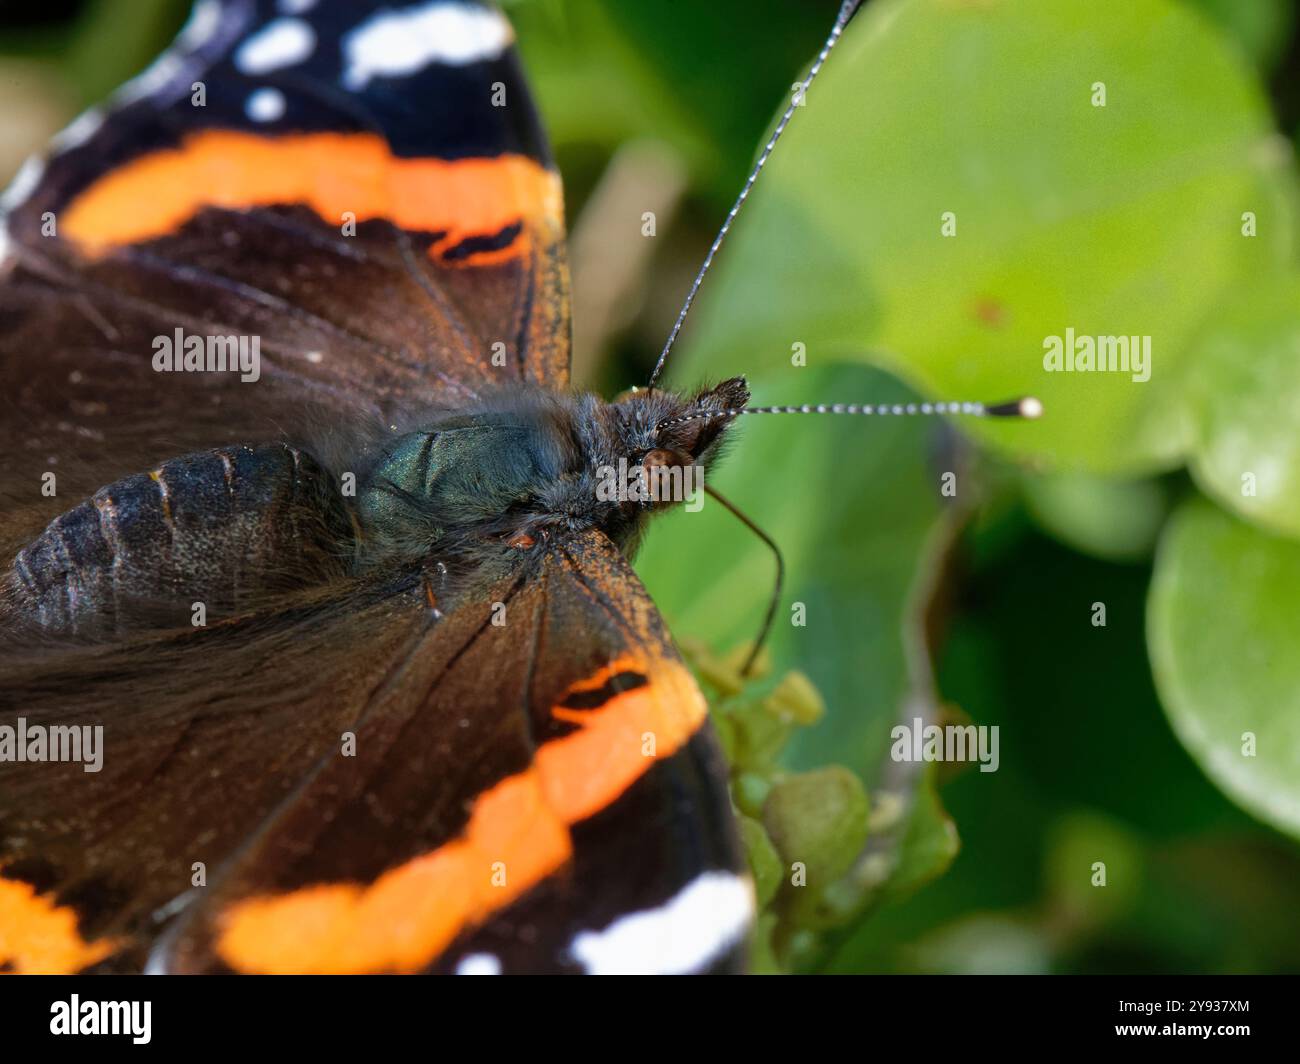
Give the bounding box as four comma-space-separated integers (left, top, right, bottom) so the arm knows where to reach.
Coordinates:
0, 574, 433, 973
0, 1, 749, 974
0, 532, 749, 974
0, 0, 569, 541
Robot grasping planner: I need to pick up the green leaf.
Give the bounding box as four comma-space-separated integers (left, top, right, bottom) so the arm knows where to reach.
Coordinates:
1148, 497, 1300, 839
763, 766, 871, 902
740, 816, 784, 909
1044, 810, 1145, 923
1181, 275, 1300, 538
508, 0, 836, 204
1182, 0, 1296, 75
636, 363, 945, 783
68, 0, 188, 105
509, 1, 715, 185
1022, 470, 1169, 562
665, 0, 1295, 474
878, 769, 960, 905
638, 362, 984, 969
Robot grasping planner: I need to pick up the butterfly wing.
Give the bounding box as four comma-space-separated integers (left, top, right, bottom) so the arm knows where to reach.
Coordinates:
0, 1, 749, 974
0, 532, 750, 974
0, 572, 435, 973
0, 0, 569, 537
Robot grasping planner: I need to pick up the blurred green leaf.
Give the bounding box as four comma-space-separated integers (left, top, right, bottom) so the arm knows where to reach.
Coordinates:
509, 1, 713, 182
878, 767, 959, 904
1022, 470, 1169, 562
666, 0, 1296, 474
1181, 275, 1300, 538
909, 914, 1053, 974
830, 523, 1283, 973
796, 767, 960, 972
740, 815, 784, 908
1045, 810, 1144, 923
1182, 0, 1295, 75
66, 0, 186, 105
636, 364, 947, 784
763, 765, 871, 927
639, 362, 968, 963
1148, 497, 1300, 839
509, 0, 833, 207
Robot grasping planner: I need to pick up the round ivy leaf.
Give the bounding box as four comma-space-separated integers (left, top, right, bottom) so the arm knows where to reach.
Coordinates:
1183, 276, 1300, 538
665, 0, 1294, 474
1148, 497, 1300, 839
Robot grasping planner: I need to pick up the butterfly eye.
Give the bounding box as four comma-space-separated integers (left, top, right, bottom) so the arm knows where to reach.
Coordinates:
641, 448, 689, 471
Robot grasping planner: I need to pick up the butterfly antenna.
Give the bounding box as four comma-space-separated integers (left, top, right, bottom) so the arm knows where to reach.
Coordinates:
687, 395, 1037, 675
646, 0, 866, 390
705, 486, 784, 678
658, 396, 1043, 432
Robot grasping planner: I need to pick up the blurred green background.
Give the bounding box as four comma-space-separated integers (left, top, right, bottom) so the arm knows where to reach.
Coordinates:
3, 0, 1300, 973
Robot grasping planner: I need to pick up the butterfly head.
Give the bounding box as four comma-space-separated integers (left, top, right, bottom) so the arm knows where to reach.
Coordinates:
353, 378, 750, 566
611, 375, 750, 470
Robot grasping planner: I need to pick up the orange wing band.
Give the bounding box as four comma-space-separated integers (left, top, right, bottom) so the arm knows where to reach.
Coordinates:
0, 876, 121, 975
216, 655, 708, 974
60, 131, 563, 266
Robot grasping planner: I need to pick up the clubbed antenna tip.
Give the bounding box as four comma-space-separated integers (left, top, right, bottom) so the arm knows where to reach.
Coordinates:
985, 396, 1043, 419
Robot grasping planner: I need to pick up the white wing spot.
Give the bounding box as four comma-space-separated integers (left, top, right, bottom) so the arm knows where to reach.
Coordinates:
115, 53, 186, 107
455, 953, 502, 975
0, 156, 46, 213
568, 872, 755, 975
245, 87, 287, 123
235, 17, 316, 75
51, 107, 106, 154
342, 1, 514, 90
177, 0, 223, 51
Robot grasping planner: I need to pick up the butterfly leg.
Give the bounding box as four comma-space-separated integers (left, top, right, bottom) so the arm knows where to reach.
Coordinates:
422, 560, 449, 618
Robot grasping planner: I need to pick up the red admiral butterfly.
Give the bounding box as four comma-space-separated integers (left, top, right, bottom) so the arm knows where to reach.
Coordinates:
0, 0, 1034, 974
